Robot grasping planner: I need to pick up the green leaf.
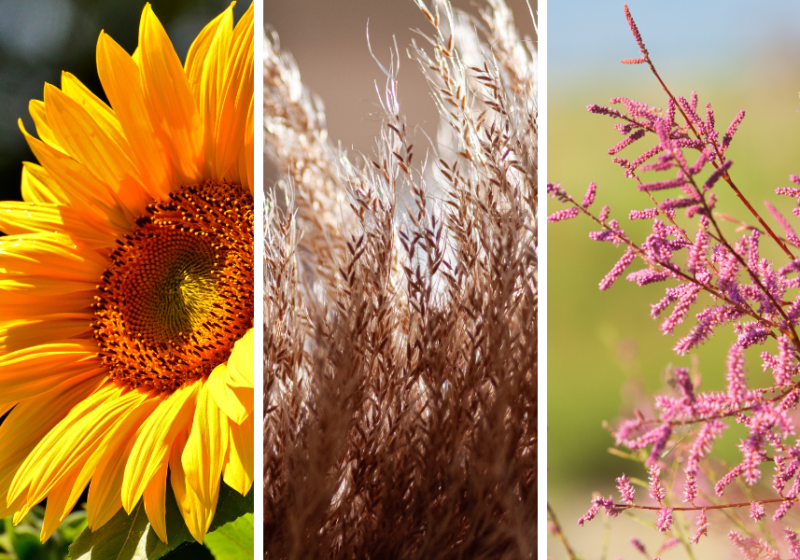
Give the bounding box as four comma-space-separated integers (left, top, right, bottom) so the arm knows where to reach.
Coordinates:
203, 514, 253, 559
206, 485, 253, 534
10, 529, 42, 560
7, 522, 42, 560
57, 511, 89, 544
5, 514, 43, 560
69, 483, 253, 560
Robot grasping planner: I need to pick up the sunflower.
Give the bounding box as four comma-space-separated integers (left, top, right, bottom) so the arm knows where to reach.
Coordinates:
0, 2, 254, 545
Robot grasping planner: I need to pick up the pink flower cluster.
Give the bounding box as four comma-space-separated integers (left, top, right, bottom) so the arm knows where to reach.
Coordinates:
549, 3, 800, 555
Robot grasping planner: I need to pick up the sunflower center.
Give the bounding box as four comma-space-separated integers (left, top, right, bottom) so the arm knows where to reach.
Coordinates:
93, 181, 254, 393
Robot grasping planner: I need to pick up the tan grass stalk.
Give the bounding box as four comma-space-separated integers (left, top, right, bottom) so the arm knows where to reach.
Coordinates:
264, 1, 537, 557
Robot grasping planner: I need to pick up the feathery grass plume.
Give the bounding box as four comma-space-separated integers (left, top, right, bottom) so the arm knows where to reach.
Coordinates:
549, 4, 800, 558
264, 0, 537, 558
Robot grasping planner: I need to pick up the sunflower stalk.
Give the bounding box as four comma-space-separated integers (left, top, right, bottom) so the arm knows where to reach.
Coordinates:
264, 0, 537, 558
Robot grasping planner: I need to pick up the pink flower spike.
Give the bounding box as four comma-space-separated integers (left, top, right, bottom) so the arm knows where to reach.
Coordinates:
659, 537, 680, 552
765, 335, 798, 387
630, 208, 659, 220
772, 498, 794, 521
674, 367, 695, 404
703, 159, 733, 190
781, 388, 800, 411
608, 129, 646, 155
764, 200, 797, 239
546, 182, 566, 196
722, 110, 745, 150
729, 531, 778, 559
715, 464, 742, 496
787, 529, 800, 560
587, 103, 623, 118
599, 247, 636, 291
582, 182, 597, 208
776, 186, 800, 198
677, 96, 702, 130
589, 230, 615, 242
649, 464, 666, 505
750, 501, 765, 522
725, 345, 748, 407
616, 473, 636, 504
705, 103, 716, 134
629, 537, 647, 555
547, 208, 580, 222
623, 4, 649, 58
577, 501, 600, 526
638, 177, 687, 192
656, 507, 673, 534
626, 269, 668, 287
683, 472, 698, 503
690, 510, 709, 544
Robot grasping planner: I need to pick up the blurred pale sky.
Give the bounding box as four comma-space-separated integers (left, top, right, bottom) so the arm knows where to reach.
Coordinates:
265, 0, 536, 186
550, 0, 800, 85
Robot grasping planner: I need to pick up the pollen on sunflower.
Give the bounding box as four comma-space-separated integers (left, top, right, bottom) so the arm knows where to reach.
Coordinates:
0, 1, 254, 547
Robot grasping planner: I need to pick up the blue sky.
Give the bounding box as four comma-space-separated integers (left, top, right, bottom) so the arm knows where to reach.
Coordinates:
549, 1, 800, 85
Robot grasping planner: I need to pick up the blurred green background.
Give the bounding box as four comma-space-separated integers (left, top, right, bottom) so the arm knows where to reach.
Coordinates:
0, 1, 248, 558
548, 0, 800, 557
0, 0, 247, 202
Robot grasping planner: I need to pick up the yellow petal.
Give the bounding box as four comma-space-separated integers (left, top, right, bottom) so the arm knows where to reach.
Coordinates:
20, 163, 68, 205
0, 314, 95, 355
9, 383, 148, 510
223, 414, 253, 495
170, 431, 216, 544
143, 460, 169, 543
227, 328, 254, 388
213, 2, 253, 181
138, 5, 202, 183
215, 330, 254, 420
86, 399, 158, 530
0, 470, 25, 521
43, 84, 150, 220
121, 380, 199, 512
96, 31, 172, 200
242, 98, 254, 195
0, 342, 99, 405
60, 71, 126, 147
0, 203, 117, 248
185, 5, 234, 179
207, 363, 250, 425
182, 380, 228, 508
0, 277, 93, 297
19, 119, 127, 229
28, 99, 65, 154
0, 232, 107, 282
38, 469, 80, 542
0, 369, 102, 483
185, 6, 231, 107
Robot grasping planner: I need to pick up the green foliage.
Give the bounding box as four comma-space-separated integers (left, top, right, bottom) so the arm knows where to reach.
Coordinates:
204, 514, 253, 559
0, 506, 86, 560
0, 483, 253, 560
69, 483, 253, 560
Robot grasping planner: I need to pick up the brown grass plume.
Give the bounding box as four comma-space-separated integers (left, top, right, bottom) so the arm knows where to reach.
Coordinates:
264, 1, 537, 557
